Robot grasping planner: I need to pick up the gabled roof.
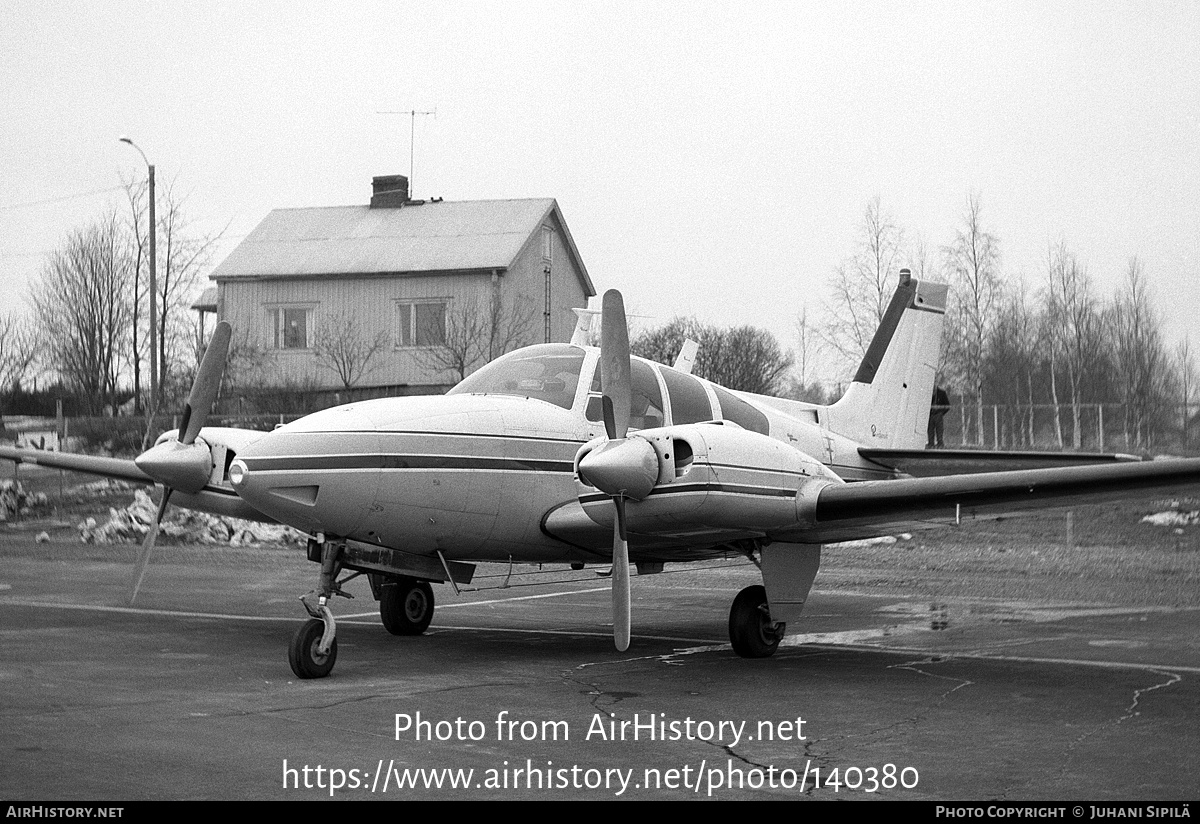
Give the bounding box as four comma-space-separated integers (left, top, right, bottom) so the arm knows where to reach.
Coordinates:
210, 198, 593, 294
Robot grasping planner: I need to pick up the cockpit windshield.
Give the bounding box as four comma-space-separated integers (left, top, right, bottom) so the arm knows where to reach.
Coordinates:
448, 344, 587, 410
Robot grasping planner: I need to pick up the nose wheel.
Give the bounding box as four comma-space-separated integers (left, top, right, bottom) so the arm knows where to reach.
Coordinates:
289, 536, 347, 679
289, 617, 338, 679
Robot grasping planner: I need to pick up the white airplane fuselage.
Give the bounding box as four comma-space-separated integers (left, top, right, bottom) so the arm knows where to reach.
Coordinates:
227, 343, 887, 565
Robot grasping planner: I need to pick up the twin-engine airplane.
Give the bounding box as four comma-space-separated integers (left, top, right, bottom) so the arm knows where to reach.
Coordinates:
4, 272, 1200, 679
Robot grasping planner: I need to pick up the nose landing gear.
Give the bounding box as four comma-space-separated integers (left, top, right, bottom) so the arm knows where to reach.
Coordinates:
289, 536, 352, 679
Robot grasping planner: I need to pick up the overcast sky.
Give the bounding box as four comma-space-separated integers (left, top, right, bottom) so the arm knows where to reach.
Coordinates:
2, 1, 1197, 381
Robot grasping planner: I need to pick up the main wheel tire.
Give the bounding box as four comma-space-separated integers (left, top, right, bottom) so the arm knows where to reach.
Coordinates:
728, 585, 783, 659
288, 618, 337, 679
380, 577, 435, 636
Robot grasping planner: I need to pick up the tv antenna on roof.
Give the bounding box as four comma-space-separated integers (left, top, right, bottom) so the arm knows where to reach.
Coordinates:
377, 107, 437, 199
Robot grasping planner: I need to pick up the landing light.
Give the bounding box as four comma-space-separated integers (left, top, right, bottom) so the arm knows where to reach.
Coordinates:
228, 459, 247, 487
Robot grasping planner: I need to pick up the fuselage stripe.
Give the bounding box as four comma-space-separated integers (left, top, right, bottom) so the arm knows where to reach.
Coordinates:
241, 454, 575, 473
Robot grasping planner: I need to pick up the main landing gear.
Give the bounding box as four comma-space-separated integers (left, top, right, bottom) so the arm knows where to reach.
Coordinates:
379, 576, 435, 635
728, 585, 784, 659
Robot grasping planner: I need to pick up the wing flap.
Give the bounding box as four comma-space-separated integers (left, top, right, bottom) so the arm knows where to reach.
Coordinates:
859, 447, 1143, 477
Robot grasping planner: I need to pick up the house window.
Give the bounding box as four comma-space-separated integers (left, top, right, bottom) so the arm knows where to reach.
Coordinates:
270, 307, 313, 349
541, 226, 553, 262
398, 300, 447, 347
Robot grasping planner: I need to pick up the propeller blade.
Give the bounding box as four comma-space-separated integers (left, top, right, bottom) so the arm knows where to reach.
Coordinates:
129, 487, 172, 604
599, 290, 631, 441
612, 496, 631, 652
181, 321, 232, 446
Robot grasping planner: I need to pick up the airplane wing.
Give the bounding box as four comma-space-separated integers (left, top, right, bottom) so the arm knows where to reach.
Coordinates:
547, 453, 1200, 552
807, 456, 1200, 543
858, 447, 1144, 478
0, 444, 152, 484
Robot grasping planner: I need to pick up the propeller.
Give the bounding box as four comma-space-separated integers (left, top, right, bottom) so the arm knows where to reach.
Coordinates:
129, 321, 232, 603
577, 291, 658, 651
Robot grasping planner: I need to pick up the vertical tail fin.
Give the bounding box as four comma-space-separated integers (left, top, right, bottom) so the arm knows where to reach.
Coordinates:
824, 272, 948, 449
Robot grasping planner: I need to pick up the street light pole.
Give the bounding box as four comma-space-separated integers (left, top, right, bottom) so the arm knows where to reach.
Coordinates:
119, 137, 157, 413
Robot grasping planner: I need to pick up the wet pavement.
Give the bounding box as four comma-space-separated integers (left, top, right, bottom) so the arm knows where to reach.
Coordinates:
2, 539, 1198, 800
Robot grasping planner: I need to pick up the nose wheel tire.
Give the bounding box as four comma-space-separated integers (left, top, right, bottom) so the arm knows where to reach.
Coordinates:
729, 585, 783, 659
289, 618, 338, 678
380, 577, 435, 635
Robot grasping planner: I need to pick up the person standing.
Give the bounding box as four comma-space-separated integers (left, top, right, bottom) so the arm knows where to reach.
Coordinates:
928, 385, 950, 448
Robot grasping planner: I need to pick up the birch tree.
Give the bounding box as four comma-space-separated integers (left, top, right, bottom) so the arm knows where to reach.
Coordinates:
820, 197, 905, 376
1045, 241, 1104, 449
942, 192, 1002, 445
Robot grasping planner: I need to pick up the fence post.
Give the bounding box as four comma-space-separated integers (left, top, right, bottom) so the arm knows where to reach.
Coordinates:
1098, 404, 1104, 452
993, 405, 999, 449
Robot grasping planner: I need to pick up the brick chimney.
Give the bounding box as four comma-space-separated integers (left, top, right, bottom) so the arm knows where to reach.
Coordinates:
370, 174, 409, 208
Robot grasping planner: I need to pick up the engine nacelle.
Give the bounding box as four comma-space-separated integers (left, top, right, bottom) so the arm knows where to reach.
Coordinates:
574, 422, 839, 537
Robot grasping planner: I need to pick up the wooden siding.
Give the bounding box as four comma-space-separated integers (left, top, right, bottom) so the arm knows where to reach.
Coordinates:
504, 211, 590, 344
217, 257, 587, 391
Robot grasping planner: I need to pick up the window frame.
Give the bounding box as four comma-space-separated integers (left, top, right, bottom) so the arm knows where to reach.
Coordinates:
266, 304, 316, 351
396, 299, 449, 349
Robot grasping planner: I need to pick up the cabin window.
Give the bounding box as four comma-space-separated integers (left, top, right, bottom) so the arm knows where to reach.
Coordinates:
583, 358, 665, 430
449, 344, 584, 410
629, 360, 664, 430
397, 301, 447, 347
713, 385, 770, 435
269, 306, 313, 350
657, 366, 714, 424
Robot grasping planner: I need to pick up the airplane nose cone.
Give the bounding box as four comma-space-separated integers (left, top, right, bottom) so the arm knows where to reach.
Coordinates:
229, 405, 381, 536
134, 440, 212, 493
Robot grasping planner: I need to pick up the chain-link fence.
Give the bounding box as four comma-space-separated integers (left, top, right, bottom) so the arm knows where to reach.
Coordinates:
947, 401, 1200, 455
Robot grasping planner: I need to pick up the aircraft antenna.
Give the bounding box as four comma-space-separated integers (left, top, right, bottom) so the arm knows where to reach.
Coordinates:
377, 108, 437, 198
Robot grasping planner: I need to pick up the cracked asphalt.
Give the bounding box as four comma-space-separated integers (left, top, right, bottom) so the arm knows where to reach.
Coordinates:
1, 539, 1198, 800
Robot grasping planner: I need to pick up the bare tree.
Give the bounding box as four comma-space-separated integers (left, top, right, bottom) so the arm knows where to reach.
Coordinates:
633, 318, 794, 396
30, 214, 132, 415
908, 232, 937, 282
312, 310, 391, 389
793, 305, 821, 392
942, 192, 1002, 445
985, 281, 1042, 447
1177, 337, 1197, 451
419, 294, 539, 383
220, 329, 278, 408
0, 312, 40, 409
820, 197, 905, 375
1044, 241, 1105, 449
1110, 257, 1169, 451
